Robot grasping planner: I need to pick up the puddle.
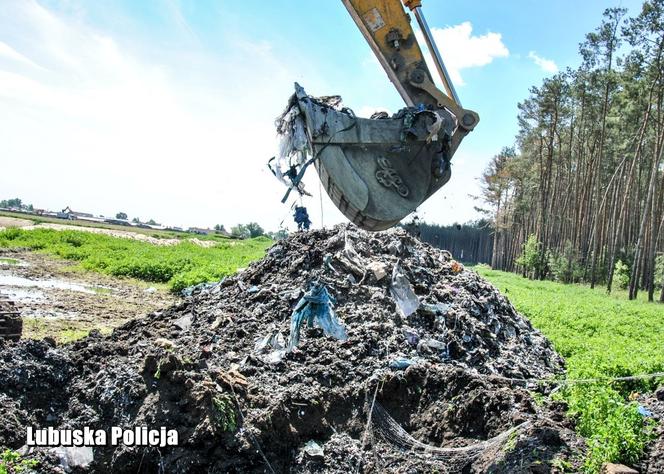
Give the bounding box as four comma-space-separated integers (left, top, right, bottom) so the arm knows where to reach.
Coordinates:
0, 258, 28, 267
0, 275, 97, 294
0, 287, 45, 301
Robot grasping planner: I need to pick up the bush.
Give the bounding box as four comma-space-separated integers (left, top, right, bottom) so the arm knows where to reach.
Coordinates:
614, 259, 630, 289
515, 234, 545, 278
566, 383, 654, 473
655, 254, 664, 289
475, 267, 663, 472
0, 449, 38, 474
549, 242, 583, 283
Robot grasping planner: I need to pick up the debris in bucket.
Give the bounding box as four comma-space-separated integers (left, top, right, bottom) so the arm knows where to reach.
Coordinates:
0, 225, 583, 473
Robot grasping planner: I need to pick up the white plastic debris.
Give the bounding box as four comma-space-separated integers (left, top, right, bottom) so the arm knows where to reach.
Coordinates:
173, 313, 193, 331
367, 261, 388, 281
254, 329, 287, 364
303, 440, 324, 459
50, 446, 94, 472
389, 261, 420, 317
421, 302, 451, 315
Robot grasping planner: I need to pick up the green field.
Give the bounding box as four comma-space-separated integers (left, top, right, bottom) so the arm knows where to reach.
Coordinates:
0, 210, 232, 242
0, 227, 272, 292
476, 267, 663, 472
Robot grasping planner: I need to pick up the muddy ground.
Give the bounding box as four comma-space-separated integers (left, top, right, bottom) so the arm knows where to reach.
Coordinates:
0, 226, 589, 473
0, 248, 176, 342
638, 387, 664, 473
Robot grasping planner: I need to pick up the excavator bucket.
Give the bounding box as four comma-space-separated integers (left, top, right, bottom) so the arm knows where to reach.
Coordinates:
274, 84, 459, 231
270, 2, 479, 231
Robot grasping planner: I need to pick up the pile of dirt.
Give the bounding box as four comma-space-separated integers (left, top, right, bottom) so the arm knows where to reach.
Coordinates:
0, 225, 584, 473
638, 386, 664, 473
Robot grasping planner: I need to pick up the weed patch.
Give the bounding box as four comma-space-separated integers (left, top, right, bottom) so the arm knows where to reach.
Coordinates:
0, 450, 38, 474
477, 267, 663, 472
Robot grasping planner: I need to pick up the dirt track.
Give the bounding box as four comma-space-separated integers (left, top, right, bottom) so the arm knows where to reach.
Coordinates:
0, 216, 217, 247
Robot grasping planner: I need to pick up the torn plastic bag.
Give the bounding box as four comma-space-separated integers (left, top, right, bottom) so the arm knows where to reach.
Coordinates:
389, 357, 419, 370
420, 302, 452, 315
255, 328, 286, 364
268, 97, 312, 199
254, 329, 285, 353
288, 283, 347, 350
389, 260, 420, 318
335, 231, 366, 282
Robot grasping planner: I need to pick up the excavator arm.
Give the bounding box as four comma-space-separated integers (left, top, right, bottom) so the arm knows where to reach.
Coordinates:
341, 0, 478, 129
273, 0, 480, 231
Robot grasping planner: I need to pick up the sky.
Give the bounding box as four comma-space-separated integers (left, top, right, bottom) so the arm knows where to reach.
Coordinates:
0, 0, 644, 232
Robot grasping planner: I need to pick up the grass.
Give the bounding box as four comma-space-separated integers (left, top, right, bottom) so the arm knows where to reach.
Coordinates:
476, 267, 663, 472
0, 227, 272, 293
212, 394, 238, 432
0, 257, 20, 265
22, 317, 114, 343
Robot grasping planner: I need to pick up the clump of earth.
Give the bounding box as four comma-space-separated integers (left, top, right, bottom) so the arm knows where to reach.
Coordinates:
0, 225, 585, 472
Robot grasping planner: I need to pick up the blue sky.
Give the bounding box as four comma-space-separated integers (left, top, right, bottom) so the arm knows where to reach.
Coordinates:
0, 0, 643, 231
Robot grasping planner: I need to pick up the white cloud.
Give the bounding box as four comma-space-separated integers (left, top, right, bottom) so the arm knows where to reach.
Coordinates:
0, 0, 348, 231
528, 51, 558, 73
0, 41, 43, 69
416, 22, 509, 86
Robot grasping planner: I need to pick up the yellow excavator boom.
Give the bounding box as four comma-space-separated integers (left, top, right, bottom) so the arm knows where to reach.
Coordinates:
341, 0, 478, 132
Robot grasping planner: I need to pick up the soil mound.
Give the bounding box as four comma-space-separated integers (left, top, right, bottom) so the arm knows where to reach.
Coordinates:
0, 225, 583, 472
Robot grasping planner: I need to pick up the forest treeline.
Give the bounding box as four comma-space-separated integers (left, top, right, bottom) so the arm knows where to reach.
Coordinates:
408, 220, 493, 264
480, 1, 664, 301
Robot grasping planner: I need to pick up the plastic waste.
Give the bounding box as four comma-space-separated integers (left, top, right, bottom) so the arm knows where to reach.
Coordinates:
420, 302, 451, 315
294, 206, 312, 230
173, 313, 193, 331
303, 440, 324, 459
367, 261, 388, 281
50, 446, 93, 472
389, 261, 420, 317
637, 405, 653, 417
402, 327, 420, 346
269, 101, 312, 199
288, 283, 348, 350
254, 330, 285, 353
333, 231, 366, 283
181, 281, 219, 297
389, 357, 418, 370
255, 329, 286, 364
323, 254, 339, 274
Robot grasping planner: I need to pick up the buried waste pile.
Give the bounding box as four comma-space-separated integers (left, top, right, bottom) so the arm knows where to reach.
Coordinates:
0, 225, 584, 472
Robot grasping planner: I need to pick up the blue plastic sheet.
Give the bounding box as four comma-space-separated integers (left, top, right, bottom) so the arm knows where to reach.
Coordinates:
288, 283, 348, 350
